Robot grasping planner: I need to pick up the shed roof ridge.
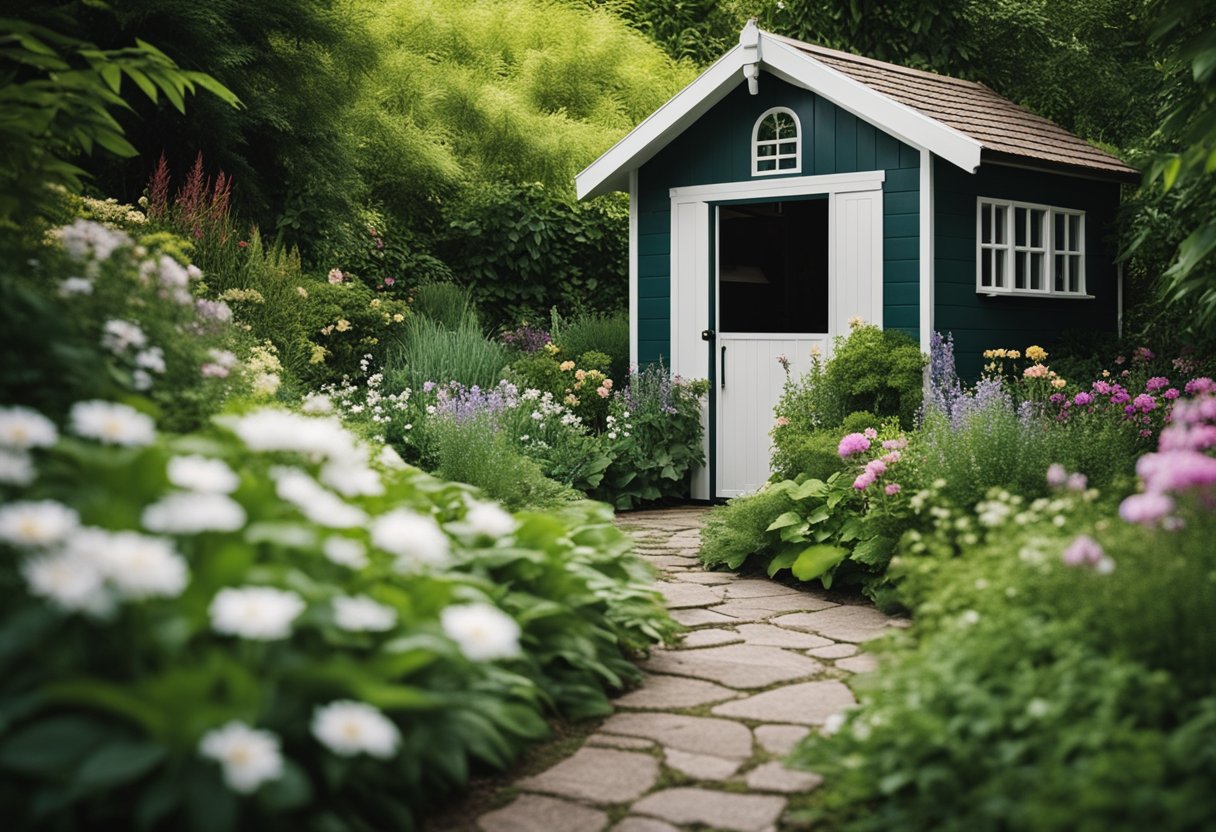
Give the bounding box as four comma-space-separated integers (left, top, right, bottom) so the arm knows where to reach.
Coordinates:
765, 34, 983, 88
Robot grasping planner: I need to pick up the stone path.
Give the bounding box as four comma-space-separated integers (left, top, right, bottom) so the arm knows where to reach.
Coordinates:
473, 507, 904, 832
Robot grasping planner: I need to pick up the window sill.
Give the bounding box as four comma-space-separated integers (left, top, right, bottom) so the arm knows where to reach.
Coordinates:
977, 290, 1095, 300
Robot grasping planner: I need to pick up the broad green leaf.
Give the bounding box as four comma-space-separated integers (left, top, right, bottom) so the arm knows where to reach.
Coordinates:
790, 478, 827, 501
765, 511, 803, 532
73, 739, 166, 790
790, 545, 848, 582
0, 716, 116, 776
766, 547, 800, 577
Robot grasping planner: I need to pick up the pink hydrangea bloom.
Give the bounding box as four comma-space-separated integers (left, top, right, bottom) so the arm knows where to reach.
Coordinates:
863, 427, 878, 440
1184, 377, 1215, 395
1118, 492, 1175, 526
1132, 393, 1157, 413
1061, 535, 1113, 572
881, 438, 908, 451
1073, 392, 1093, 407
884, 483, 902, 496
853, 471, 877, 490
1145, 376, 1170, 392
882, 451, 902, 465
865, 459, 887, 477
1046, 463, 1067, 488
1067, 472, 1088, 492
1163, 388, 1180, 400
1091, 380, 1112, 395
838, 433, 871, 457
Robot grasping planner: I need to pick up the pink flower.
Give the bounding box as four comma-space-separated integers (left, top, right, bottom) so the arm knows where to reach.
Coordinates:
1073, 392, 1093, 407
1023, 364, 1048, 379
882, 451, 902, 465
775, 416, 790, 427
1092, 380, 1112, 395
837, 433, 871, 457
596, 386, 609, 398
1134, 347, 1155, 363
1114, 355, 1125, 365
327, 268, 345, 285
1119, 492, 1175, 526
865, 459, 887, 477
884, 483, 902, 496
1185, 377, 1216, 395
863, 427, 878, 440
1132, 393, 1157, 413
1046, 463, 1067, 488
1164, 388, 1180, 400
853, 471, 877, 490
201, 363, 229, 378
1136, 450, 1216, 493
1145, 376, 1170, 392
1062, 535, 1114, 573
881, 438, 907, 451
1066, 472, 1088, 492
384, 277, 396, 286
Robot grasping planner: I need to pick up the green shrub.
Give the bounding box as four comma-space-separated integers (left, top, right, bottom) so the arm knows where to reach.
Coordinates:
825, 323, 926, 428
387, 314, 510, 392
699, 487, 796, 570
412, 282, 475, 331
554, 312, 630, 382
770, 429, 845, 483
430, 415, 579, 510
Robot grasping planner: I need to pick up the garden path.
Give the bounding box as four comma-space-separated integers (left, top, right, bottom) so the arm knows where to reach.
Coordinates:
472, 507, 906, 832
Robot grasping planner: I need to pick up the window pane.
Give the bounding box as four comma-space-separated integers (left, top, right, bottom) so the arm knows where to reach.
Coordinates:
982, 249, 992, 287
1069, 215, 1082, 252
1031, 252, 1043, 290
1070, 255, 1082, 292
1055, 212, 1065, 250
758, 115, 778, 141
994, 206, 1007, 244
774, 113, 795, 138
1030, 210, 1044, 248
982, 204, 992, 243
1015, 251, 1027, 289
757, 159, 776, 171
757, 143, 775, 157
1015, 208, 1027, 246
778, 141, 797, 156
996, 250, 1006, 287
1055, 255, 1066, 291
778, 156, 797, 170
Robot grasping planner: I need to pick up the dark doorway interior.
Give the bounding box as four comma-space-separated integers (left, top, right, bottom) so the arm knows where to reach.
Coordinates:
718, 198, 829, 333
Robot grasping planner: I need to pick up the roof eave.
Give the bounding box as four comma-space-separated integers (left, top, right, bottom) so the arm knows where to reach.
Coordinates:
980, 149, 1141, 186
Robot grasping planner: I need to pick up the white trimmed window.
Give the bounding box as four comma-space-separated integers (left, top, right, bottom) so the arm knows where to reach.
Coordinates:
977, 198, 1087, 297
752, 108, 801, 176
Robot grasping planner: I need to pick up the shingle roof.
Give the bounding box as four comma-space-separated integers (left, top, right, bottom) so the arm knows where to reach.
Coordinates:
770, 34, 1139, 181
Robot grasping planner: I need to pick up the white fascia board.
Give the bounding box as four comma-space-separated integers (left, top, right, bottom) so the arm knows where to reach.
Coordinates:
919, 149, 934, 354
576, 45, 747, 200
758, 36, 982, 173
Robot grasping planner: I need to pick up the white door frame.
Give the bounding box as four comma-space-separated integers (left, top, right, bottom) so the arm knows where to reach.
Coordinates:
669, 170, 886, 499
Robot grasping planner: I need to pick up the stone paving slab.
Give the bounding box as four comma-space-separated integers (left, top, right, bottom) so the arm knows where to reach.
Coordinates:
679, 628, 745, 648
478, 794, 608, 832
586, 734, 655, 751
745, 761, 825, 794
771, 605, 897, 643
806, 642, 859, 659
712, 680, 857, 725
674, 572, 736, 585
753, 724, 811, 755
734, 623, 835, 649
641, 643, 823, 689
519, 747, 659, 805
612, 818, 681, 832
632, 788, 786, 832
663, 748, 745, 780
669, 607, 739, 627
836, 653, 880, 673
655, 581, 726, 609
599, 712, 754, 758
721, 580, 817, 599
614, 674, 740, 710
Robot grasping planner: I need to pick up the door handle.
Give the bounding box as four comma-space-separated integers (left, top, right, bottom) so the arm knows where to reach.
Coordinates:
721, 345, 726, 389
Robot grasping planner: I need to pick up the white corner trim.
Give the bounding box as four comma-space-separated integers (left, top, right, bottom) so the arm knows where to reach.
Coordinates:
758, 36, 981, 173
576, 45, 746, 200
575, 28, 984, 200
919, 150, 933, 354
670, 170, 884, 203
628, 169, 639, 371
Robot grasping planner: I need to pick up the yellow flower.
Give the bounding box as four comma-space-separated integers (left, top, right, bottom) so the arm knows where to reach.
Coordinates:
309, 344, 328, 364
1051, 378, 1067, 389
296, 286, 309, 299
1026, 345, 1047, 362
810, 345, 822, 359
983, 350, 995, 360
392, 313, 405, 323
848, 315, 865, 329
559, 360, 575, 371
544, 343, 559, 355
1102, 369, 1111, 378
575, 369, 587, 381
1007, 350, 1021, 360
370, 299, 381, 308
335, 319, 351, 333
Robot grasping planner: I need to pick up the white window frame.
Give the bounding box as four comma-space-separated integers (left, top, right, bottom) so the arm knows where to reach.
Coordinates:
751, 107, 801, 177
976, 198, 1090, 298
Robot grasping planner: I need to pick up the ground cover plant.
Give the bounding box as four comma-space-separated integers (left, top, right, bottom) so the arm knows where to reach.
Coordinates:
0, 219, 676, 831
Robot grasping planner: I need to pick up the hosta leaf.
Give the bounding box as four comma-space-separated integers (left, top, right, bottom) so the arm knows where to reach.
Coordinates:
790, 545, 848, 582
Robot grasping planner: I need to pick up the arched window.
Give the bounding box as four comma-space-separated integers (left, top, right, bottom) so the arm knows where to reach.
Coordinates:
752, 107, 801, 176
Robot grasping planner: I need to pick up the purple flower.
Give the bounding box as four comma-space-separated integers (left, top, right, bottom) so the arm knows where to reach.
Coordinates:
422, 381, 436, 393
838, 433, 871, 457
1092, 380, 1112, 395
1185, 377, 1216, 395
1066, 472, 1088, 492
1134, 347, 1155, 363
853, 471, 877, 490
1146, 376, 1170, 392
1050, 393, 1066, 405
1133, 393, 1157, 413
1164, 388, 1180, 400
1136, 450, 1216, 493
884, 483, 902, 496
1073, 392, 1093, 407
863, 427, 878, 440
881, 438, 907, 451
866, 459, 887, 477
1119, 492, 1175, 526
1062, 535, 1115, 573
1046, 463, 1067, 487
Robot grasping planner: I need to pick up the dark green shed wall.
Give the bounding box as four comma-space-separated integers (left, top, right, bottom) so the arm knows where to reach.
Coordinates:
933, 158, 1122, 379
636, 75, 920, 367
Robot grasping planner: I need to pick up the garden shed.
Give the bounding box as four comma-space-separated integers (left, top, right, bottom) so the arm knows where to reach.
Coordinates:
576, 21, 1139, 500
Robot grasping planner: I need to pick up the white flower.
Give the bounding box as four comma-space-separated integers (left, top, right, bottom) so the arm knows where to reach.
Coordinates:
465, 502, 516, 538
186, 264, 203, 281
301, 393, 334, 414
221, 409, 359, 460
22, 549, 111, 615
143, 492, 247, 534
168, 455, 239, 494
208, 348, 239, 368
1026, 698, 1050, 719
83, 529, 189, 600
251, 372, 281, 398
132, 369, 154, 391
135, 347, 166, 374
0, 500, 80, 548
323, 536, 368, 569
0, 449, 35, 486
59, 276, 94, 296
440, 603, 522, 661
210, 586, 305, 640
56, 219, 130, 262
155, 255, 190, 289
271, 467, 367, 528
311, 701, 401, 759
70, 400, 156, 446
370, 509, 450, 569
0, 406, 58, 449
101, 319, 147, 353
378, 445, 406, 469
332, 595, 397, 632
320, 460, 384, 498
199, 722, 284, 794
822, 712, 847, 736
959, 609, 981, 626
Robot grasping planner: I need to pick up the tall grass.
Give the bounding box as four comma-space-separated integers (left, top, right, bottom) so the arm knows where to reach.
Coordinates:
412, 282, 475, 330
553, 311, 630, 381
386, 313, 510, 392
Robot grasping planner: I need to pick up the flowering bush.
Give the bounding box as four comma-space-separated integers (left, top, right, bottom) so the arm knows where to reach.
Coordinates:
0, 401, 674, 828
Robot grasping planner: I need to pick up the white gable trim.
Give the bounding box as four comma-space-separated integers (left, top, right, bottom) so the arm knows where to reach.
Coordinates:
575, 30, 983, 199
